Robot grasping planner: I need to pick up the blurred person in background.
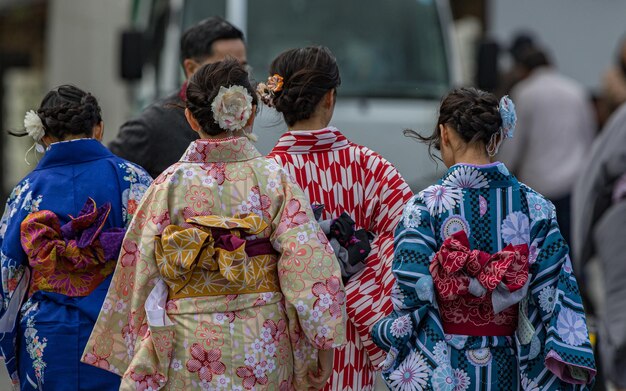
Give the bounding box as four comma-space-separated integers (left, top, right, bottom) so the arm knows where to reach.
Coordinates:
495, 32, 536, 97
498, 47, 595, 246
83, 59, 347, 390
264, 46, 413, 390
573, 103, 626, 391
602, 36, 626, 116
372, 87, 595, 390
109, 17, 247, 178
0, 85, 151, 390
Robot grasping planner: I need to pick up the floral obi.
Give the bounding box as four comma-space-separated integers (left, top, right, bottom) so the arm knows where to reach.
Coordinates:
430, 231, 529, 336
154, 213, 279, 299
20, 198, 125, 297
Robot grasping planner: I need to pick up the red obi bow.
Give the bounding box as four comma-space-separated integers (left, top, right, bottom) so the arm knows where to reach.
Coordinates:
430, 230, 529, 336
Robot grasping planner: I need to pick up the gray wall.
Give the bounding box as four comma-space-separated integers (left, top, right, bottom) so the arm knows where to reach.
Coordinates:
46, 0, 132, 144
489, 0, 626, 90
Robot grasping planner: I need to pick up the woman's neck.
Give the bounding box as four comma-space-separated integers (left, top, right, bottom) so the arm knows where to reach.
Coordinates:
289, 116, 330, 131
452, 145, 492, 166
199, 130, 242, 140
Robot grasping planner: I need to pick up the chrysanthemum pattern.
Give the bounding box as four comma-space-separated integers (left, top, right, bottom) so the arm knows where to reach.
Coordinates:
388, 351, 431, 391
420, 185, 463, 216
442, 166, 489, 189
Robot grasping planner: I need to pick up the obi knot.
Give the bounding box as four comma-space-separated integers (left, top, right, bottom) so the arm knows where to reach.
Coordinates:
430, 230, 529, 336
154, 213, 279, 299
20, 198, 125, 297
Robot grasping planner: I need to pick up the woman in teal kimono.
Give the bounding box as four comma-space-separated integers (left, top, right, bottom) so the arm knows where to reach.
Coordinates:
0, 85, 152, 390
372, 88, 596, 390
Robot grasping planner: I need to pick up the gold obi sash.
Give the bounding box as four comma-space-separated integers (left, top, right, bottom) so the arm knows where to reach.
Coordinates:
154, 213, 280, 299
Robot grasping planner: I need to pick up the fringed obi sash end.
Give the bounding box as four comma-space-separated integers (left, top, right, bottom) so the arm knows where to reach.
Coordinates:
155, 213, 280, 299
430, 230, 529, 336
20, 198, 125, 297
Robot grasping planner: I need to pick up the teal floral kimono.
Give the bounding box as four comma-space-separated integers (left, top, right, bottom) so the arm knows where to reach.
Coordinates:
372, 162, 596, 390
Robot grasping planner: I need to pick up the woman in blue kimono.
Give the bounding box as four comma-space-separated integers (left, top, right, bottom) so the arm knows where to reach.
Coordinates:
372, 88, 596, 390
0, 85, 152, 390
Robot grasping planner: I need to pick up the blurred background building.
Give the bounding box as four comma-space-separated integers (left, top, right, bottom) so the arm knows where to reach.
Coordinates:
2, 0, 626, 389
1, 0, 626, 197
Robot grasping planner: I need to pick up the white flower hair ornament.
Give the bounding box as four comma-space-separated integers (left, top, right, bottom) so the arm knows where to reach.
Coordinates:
499, 95, 517, 138
211, 85, 253, 132
24, 110, 46, 153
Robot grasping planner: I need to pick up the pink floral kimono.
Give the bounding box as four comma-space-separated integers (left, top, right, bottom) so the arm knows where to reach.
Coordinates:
82, 137, 347, 390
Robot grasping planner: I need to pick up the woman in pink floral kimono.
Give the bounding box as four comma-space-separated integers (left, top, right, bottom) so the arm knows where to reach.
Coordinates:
82, 59, 347, 390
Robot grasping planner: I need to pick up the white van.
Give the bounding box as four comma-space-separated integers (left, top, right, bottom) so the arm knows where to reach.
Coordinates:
125, 0, 461, 190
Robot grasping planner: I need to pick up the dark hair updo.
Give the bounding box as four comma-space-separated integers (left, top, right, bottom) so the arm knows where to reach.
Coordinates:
185, 58, 257, 136
268, 46, 341, 127
411, 87, 502, 157
11, 85, 102, 140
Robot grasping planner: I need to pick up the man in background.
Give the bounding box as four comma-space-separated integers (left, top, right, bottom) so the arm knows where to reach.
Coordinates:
498, 47, 595, 246
109, 17, 246, 178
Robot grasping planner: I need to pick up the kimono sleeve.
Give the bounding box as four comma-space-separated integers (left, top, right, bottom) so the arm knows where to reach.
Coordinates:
270, 168, 347, 352
371, 195, 439, 363
0, 180, 36, 386
522, 210, 596, 387
81, 180, 167, 376
350, 150, 413, 365
119, 162, 153, 227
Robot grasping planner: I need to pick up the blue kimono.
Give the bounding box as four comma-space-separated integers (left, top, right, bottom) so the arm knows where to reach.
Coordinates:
0, 139, 152, 390
372, 162, 596, 390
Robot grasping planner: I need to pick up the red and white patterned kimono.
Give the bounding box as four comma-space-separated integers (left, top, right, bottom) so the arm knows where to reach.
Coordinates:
269, 127, 413, 390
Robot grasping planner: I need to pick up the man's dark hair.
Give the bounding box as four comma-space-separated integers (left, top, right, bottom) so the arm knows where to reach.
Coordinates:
179, 17, 244, 66
519, 47, 551, 72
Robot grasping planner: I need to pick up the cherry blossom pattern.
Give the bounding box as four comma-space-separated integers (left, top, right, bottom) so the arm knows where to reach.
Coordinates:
185, 185, 214, 213
129, 371, 166, 391
312, 276, 346, 319
186, 343, 226, 383
275, 199, 309, 236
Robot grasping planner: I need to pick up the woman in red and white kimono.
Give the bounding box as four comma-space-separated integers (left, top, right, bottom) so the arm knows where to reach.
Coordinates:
260, 46, 413, 391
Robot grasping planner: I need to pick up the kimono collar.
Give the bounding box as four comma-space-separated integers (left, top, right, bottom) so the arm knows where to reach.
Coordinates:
34, 139, 114, 170
180, 137, 262, 163
441, 162, 519, 189
272, 127, 350, 154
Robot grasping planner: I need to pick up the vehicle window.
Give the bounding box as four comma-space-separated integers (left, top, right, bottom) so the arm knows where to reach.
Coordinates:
182, 0, 226, 31
248, 0, 448, 99
182, 0, 448, 99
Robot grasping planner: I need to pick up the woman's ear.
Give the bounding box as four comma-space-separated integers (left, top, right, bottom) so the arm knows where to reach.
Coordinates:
324, 89, 335, 109
184, 108, 202, 134
93, 121, 104, 141
440, 124, 450, 148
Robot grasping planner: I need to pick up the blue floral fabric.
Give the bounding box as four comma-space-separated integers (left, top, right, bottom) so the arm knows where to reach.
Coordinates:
372, 162, 595, 390
0, 139, 151, 390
